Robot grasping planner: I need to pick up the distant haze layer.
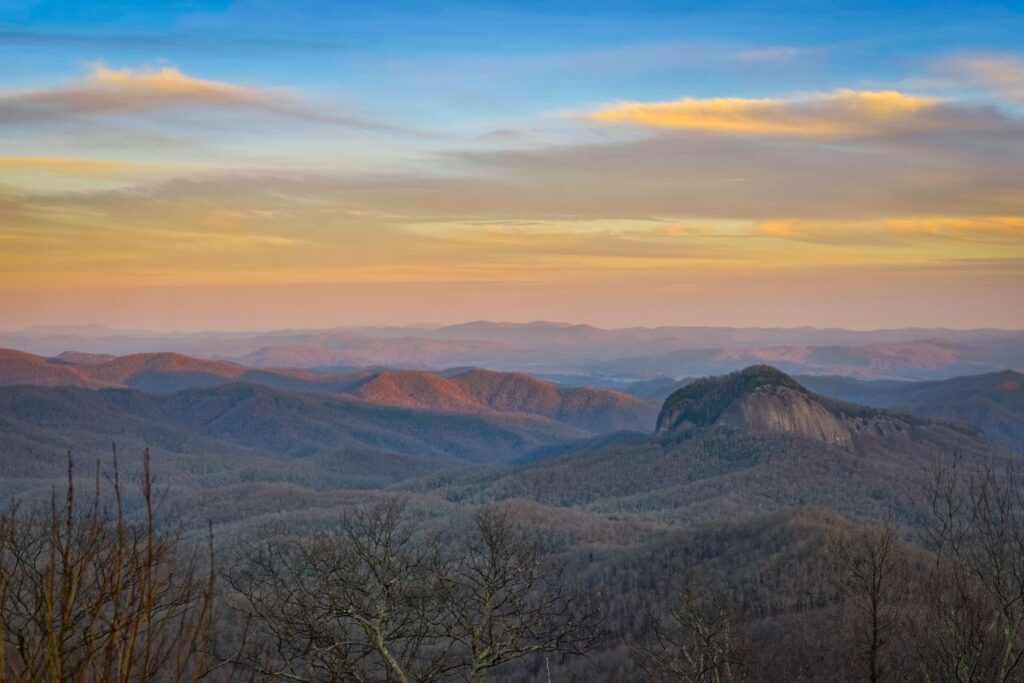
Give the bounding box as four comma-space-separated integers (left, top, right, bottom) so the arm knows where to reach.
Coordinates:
2, 321, 1022, 382
2, 265, 1022, 331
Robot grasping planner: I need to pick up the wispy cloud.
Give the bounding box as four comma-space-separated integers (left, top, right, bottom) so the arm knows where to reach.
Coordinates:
755, 216, 1024, 246
0, 156, 165, 176
734, 46, 802, 64
584, 89, 1009, 138
0, 64, 379, 128
886, 215, 1024, 243
451, 125, 1024, 220
2, 166, 1021, 291
947, 55, 1024, 102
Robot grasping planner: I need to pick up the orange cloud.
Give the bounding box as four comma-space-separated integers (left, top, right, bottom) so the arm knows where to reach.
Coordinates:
82, 65, 259, 105
949, 55, 1024, 101
886, 215, 1024, 242
0, 156, 157, 176
754, 219, 892, 245
755, 216, 1024, 246
0, 64, 343, 125
585, 90, 972, 137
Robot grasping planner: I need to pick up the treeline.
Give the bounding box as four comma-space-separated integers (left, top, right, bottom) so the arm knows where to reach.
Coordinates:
0, 451, 591, 682
400, 426, 985, 529
2, 451, 1024, 681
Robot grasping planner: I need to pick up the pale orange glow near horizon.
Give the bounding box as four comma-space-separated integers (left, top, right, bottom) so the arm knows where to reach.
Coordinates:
2, 260, 1021, 332
2, 46, 1022, 329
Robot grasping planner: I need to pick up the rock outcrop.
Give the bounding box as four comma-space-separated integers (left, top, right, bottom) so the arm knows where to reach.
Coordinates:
715, 384, 852, 446
657, 365, 855, 445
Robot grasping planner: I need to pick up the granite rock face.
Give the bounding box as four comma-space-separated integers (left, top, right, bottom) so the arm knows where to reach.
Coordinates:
657, 365, 857, 445
715, 384, 852, 446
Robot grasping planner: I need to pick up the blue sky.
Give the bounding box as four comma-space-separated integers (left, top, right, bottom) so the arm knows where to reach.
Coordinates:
1, 1, 1022, 329
6, 1, 1022, 109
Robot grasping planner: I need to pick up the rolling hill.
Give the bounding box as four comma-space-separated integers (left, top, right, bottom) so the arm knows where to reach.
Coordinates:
597, 337, 1019, 380
0, 349, 110, 388
0, 349, 657, 434
4, 322, 1023, 380
0, 381, 591, 490
0, 348, 338, 393
402, 366, 1003, 524
800, 370, 1024, 450
361, 368, 657, 432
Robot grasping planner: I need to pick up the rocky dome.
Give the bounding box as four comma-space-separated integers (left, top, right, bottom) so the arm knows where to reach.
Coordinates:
657, 365, 853, 446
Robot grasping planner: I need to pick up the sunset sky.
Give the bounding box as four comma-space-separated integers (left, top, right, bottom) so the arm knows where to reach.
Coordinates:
1, 0, 1023, 330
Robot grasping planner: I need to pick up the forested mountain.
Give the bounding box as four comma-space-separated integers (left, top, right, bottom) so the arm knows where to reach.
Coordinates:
349, 368, 656, 432
0, 348, 657, 432
0, 348, 354, 392
0, 380, 595, 469
800, 370, 1024, 449
616, 368, 1024, 451
1, 363, 1022, 681
402, 366, 999, 525
4, 322, 1023, 380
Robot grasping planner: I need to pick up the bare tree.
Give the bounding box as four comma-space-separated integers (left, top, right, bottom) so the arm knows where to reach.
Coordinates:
0, 447, 217, 683
440, 506, 594, 683
913, 455, 1024, 683
630, 588, 744, 683
829, 522, 903, 683
229, 498, 457, 683
229, 500, 593, 683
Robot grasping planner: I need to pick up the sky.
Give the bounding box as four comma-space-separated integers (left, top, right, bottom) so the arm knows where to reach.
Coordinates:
1, 0, 1022, 331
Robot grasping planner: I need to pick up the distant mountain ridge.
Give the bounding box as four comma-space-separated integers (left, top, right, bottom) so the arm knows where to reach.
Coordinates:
3, 322, 1021, 380
0, 349, 657, 434
800, 370, 1024, 450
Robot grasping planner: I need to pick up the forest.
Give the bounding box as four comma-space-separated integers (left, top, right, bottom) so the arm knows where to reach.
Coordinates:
2, 364, 1023, 681
2, 441, 1023, 682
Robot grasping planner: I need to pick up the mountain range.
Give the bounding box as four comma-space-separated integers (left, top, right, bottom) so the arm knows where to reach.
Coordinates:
0, 348, 656, 433
1, 349, 1019, 679
3, 321, 1021, 380
0, 348, 661, 498
2, 359, 1006, 522
800, 370, 1024, 450
3, 345, 1021, 456
401, 366, 1001, 524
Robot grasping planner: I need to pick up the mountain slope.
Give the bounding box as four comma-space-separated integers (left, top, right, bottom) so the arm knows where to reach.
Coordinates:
0, 349, 321, 393
0, 349, 108, 388
0, 382, 587, 469
655, 365, 928, 446
404, 366, 1002, 523
347, 368, 657, 432
0, 349, 657, 434
348, 370, 482, 412
449, 368, 656, 432
800, 370, 1024, 450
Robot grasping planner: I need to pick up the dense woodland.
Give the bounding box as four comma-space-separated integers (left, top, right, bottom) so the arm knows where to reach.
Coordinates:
1, 362, 1023, 680
3, 448, 1024, 681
